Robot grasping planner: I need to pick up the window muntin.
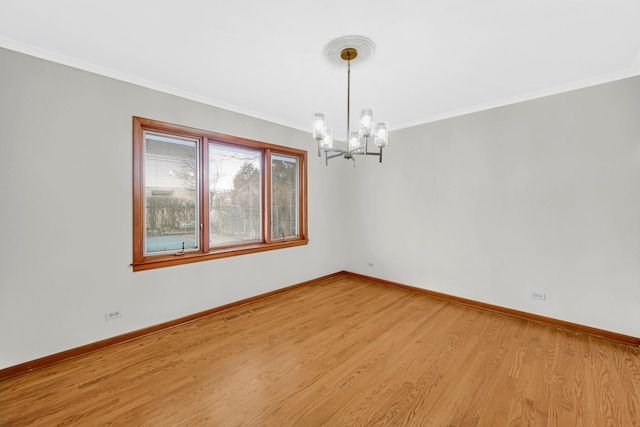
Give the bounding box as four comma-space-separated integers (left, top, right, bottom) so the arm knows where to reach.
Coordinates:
133, 117, 307, 271
271, 154, 299, 240
144, 132, 199, 255
209, 144, 262, 247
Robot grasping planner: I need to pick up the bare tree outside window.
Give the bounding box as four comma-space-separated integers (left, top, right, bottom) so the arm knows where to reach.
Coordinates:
208, 144, 261, 246
271, 154, 299, 239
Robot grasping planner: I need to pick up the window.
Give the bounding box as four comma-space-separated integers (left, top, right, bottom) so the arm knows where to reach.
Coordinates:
133, 117, 307, 271
271, 154, 300, 240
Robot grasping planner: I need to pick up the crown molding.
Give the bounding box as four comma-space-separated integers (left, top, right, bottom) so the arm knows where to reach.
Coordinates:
3, 35, 639, 136
393, 65, 640, 131
632, 49, 640, 74
0, 36, 307, 133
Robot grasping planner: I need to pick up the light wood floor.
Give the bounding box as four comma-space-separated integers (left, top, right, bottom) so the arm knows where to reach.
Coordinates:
1, 275, 639, 426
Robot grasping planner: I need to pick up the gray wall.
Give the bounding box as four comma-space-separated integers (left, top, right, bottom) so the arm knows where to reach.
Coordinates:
346, 75, 640, 337
1, 46, 639, 369
0, 48, 351, 369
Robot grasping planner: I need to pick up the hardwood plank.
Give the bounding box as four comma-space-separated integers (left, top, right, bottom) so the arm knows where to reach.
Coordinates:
346, 271, 640, 347
1, 275, 639, 426
0, 272, 343, 382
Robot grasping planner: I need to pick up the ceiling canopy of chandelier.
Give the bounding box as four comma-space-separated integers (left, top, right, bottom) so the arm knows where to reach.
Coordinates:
312, 36, 389, 165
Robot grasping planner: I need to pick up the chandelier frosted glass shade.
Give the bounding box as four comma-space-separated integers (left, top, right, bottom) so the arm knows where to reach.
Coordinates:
320, 128, 333, 149
359, 107, 374, 138
374, 121, 389, 148
349, 130, 362, 152
313, 113, 326, 141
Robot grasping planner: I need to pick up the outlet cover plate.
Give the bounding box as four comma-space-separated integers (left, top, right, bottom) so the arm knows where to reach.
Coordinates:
105, 310, 122, 321
531, 292, 546, 301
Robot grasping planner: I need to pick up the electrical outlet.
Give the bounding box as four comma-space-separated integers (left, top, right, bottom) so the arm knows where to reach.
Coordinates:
105, 310, 122, 321
531, 292, 546, 301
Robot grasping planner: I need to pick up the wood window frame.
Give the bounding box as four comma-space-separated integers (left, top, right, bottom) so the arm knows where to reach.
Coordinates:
132, 117, 308, 271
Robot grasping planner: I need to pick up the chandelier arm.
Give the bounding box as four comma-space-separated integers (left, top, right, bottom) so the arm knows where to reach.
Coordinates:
363, 151, 382, 157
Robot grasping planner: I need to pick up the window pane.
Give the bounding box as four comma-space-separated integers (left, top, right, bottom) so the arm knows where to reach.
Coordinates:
271, 154, 299, 239
209, 144, 262, 246
144, 132, 199, 254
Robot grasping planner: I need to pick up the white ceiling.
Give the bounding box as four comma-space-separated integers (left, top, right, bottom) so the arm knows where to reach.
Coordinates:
2, 0, 640, 140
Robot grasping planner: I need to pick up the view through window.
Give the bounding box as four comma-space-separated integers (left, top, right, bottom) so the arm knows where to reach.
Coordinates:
133, 117, 307, 271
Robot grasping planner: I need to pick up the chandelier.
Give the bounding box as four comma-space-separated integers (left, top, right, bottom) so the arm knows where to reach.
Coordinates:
312, 36, 389, 165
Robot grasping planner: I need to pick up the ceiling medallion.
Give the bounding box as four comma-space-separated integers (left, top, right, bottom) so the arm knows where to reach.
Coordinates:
323, 35, 376, 65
